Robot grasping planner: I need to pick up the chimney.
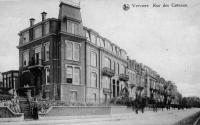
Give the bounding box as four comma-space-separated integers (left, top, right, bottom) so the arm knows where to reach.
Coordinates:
41, 12, 47, 21
30, 18, 35, 27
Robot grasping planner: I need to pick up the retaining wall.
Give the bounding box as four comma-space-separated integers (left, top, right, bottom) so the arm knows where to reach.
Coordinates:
0, 106, 24, 122
39, 105, 133, 120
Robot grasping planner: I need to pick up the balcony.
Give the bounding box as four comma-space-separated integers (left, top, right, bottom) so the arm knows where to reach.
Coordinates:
119, 73, 129, 81
102, 67, 115, 77
28, 59, 43, 69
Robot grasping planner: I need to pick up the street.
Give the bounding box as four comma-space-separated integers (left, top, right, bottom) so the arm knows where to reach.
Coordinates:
2, 108, 200, 125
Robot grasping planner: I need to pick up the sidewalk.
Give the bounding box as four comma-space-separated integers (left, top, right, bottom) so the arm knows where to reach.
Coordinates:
1, 108, 200, 125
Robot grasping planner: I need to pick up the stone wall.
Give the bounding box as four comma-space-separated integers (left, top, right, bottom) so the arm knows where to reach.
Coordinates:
38, 105, 134, 120
0, 106, 24, 122
39, 106, 111, 117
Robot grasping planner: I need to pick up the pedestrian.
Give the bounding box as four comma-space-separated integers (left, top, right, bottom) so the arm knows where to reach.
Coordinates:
32, 102, 38, 120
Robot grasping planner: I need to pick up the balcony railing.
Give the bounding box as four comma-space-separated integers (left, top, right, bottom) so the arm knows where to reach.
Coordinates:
28, 59, 43, 69
102, 67, 115, 77
119, 73, 129, 81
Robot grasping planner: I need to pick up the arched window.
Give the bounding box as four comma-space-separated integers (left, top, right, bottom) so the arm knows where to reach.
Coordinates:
104, 57, 111, 68
91, 52, 97, 67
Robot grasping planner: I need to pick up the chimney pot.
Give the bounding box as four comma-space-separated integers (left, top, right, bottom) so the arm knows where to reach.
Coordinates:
30, 18, 35, 27
41, 12, 47, 21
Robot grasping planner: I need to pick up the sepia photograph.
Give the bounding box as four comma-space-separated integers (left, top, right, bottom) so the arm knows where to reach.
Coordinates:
0, 0, 200, 124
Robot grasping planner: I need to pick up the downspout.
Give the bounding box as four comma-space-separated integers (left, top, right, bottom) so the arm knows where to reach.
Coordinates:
85, 41, 87, 103
98, 48, 101, 104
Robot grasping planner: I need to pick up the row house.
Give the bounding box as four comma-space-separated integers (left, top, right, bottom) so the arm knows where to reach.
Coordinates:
84, 27, 129, 103
127, 59, 146, 100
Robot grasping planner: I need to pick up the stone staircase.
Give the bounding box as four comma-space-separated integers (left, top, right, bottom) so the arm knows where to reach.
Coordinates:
19, 97, 32, 119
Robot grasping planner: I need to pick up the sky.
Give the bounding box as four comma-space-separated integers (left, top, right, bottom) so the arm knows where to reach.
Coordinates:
0, 0, 199, 97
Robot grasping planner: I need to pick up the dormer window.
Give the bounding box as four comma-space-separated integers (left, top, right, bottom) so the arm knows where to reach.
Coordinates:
91, 34, 96, 44
67, 20, 79, 35
100, 38, 104, 47
86, 30, 90, 41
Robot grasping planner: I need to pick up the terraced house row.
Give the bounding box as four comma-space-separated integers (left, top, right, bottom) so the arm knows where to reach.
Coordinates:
16, 1, 181, 105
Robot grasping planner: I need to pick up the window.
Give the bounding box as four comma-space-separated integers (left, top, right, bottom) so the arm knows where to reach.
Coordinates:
34, 46, 42, 64
113, 61, 116, 73
74, 67, 80, 85
22, 31, 29, 43
100, 38, 105, 47
44, 22, 49, 35
65, 66, 80, 85
121, 50, 127, 59
65, 41, 80, 61
117, 63, 120, 74
70, 91, 77, 102
91, 34, 96, 44
93, 93, 96, 103
67, 21, 79, 35
66, 66, 73, 83
104, 57, 111, 68
86, 30, 90, 41
4, 78, 6, 88
96, 37, 101, 46
120, 65, 125, 74
44, 43, 50, 61
105, 41, 112, 51
103, 76, 110, 89
23, 50, 29, 67
66, 42, 73, 60
91, 52, 97, 67
46, 67, 50, 85
91, 72, 97, 88
73, 43, 80, 61
33, 26, 42, 39
112, 46, 116, 54
7, 77, 9, 88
